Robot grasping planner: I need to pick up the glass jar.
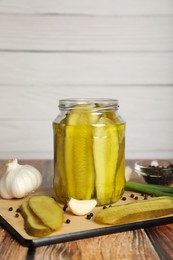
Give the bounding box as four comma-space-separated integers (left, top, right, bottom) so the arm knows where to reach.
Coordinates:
53, 98, 125, 206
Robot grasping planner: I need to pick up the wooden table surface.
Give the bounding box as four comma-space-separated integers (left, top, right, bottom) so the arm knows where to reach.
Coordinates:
0, 160, 173, 260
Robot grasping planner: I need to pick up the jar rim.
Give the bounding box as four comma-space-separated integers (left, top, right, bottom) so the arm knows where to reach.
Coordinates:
59, 98, 119, 111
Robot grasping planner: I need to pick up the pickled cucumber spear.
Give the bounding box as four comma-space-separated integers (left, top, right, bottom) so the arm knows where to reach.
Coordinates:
95, 196, 173, 225
112, 124, 125, 201
93, 117, 119, 205
53, 121, 68, 202
99, 110, 125, 203
65, 108, 95, 200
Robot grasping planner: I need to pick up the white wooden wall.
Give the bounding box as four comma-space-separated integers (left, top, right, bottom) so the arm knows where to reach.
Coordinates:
0, 0, 173, 160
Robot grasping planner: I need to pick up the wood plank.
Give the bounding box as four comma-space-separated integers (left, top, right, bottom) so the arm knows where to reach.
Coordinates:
0, 229, 28, 260
0, 120, 172, 159
0, 0, 172, 15
145, 224, 173, 259
35, 231, 159, 260
0, 86, 172, 120
0, 53, 172, 85
0, 15, 172, 51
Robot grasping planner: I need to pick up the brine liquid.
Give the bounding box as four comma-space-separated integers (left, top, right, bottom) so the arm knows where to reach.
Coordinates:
53, 122, 125, 205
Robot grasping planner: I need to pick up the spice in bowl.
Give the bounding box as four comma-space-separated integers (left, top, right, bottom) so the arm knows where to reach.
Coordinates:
135, 160, 173, 185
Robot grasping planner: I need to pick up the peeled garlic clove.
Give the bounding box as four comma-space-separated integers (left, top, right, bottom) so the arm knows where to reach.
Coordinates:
125, 166, 133, 182
151, 160, 159, 167
68, 198, 97, 216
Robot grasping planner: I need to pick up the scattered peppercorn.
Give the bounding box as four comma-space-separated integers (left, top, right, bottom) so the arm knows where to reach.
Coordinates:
103, 206, 107, 209
63, 204, 68, 212
16, 208, 21, 213
122, 197, 126, 201
65, 219, 71, 224
130, 194, 134, 198
8, 207, 13, 211
15, 213, 19, 218
144, 194, 148, 200
86, 212, 94, 219
134, 196, 138, 200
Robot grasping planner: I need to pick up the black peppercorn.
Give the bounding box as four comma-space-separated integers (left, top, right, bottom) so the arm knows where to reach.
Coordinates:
144, 194, 148, 200
63, 204, 68, 212
8, 207, 13, 211
65, 219, 71, 224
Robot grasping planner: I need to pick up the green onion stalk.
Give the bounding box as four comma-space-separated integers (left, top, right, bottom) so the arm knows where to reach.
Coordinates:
125, 181, 173, 197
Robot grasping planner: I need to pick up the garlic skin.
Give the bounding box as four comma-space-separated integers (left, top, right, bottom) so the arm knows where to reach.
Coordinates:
0, 159, 42, 199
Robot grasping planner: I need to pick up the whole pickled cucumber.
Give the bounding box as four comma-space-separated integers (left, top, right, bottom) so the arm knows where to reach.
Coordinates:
93, 116, 119, 205
95, 196, 173, 225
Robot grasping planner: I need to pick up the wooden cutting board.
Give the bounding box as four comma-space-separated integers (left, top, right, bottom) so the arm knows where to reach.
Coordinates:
0, 189, 173, 247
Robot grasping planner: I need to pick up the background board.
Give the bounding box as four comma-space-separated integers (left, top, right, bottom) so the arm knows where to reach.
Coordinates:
0, 0, 173, 159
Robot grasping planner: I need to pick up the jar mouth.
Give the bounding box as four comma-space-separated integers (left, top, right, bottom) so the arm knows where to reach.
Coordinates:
59, 98, 119, 111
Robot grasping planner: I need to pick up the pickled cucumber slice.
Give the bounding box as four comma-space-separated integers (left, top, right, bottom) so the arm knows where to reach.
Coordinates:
95, 196, 173, 225
28, 195, 64, 230
20, 201, 52, 237
93, 116, 119, 205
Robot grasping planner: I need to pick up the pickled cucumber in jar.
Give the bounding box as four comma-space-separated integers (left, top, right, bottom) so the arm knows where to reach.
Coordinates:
53, 99, 125, 205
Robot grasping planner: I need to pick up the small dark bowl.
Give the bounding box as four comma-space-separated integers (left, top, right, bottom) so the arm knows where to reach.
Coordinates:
135, 160, 173, 185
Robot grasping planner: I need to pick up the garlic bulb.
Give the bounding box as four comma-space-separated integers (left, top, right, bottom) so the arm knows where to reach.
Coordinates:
0, 159, 42, 199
